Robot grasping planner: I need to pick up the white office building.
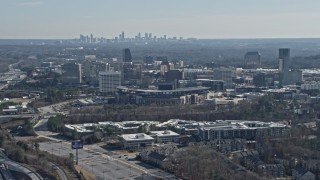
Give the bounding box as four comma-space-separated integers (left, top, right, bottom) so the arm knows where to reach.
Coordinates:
119, 133, 154, 149
149, 130, 180, 143
99, 71, 121, 94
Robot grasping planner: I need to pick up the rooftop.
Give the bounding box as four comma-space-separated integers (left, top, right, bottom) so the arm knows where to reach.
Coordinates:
120, 133, 154, 141
150, 130, 179, 137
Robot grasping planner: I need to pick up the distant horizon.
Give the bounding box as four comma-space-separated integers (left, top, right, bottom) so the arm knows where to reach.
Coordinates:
1, 1, 320, 39
1, 37, 320, 40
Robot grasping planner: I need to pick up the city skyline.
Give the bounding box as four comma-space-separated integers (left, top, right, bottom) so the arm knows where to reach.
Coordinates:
1, 0, 320, 39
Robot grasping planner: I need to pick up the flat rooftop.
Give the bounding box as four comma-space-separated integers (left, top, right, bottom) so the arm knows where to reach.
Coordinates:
120, 133, 154, 141
150, 130, 179, 137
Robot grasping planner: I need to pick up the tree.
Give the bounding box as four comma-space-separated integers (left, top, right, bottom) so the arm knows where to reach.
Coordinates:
34, 142, 39, 152
69, 153, 74, 161
47, 115, 65, 132
72, 128, 79, 140
22, 120, 35, 136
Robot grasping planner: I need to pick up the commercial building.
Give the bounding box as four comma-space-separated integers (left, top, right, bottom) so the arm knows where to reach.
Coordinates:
116, 86, 210, 105
121, 63, 142, 86
244, 52, 261, 69
119, 133, 154, 149
160, 62, 174, 76
157, 119, 203, 135
213, 68, 233, 89
123, 48, 132, 63
149, 130, 180, 143
99, 71, 121, 95
198, 120, 289, 141
279, 48, 291, 85
61, 62, 82, 85
196, 79, 225, 91
83, 60, 108, 85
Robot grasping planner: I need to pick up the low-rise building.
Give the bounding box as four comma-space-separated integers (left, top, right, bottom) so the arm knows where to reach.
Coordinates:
198, 120, 289, 141
149, 130, 180, 143
257, 164, 285, 178
119, 133, 154, 149
292, 167, 315, 180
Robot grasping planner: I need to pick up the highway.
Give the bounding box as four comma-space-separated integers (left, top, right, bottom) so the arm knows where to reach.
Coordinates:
0, 62, 26, 91
0, 152, 42, 180
39, 141, 149, 180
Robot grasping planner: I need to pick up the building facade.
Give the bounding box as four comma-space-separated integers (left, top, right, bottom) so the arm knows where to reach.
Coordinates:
244, 52, 261, 69
149, 130, 180, 143
61, 62, 82, 85
123, 48, 132, 63
119, 133, 154, 149
279, 48, 291, 85
99, 71, 121, 94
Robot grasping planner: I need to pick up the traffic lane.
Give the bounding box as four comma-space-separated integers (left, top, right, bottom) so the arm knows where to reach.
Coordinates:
79, 150, 142, 180
85, 144, 177, 179
39, 142, 146, 180
82, 159, 139, 180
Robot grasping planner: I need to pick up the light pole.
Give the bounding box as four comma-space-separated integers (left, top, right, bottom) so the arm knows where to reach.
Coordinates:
58, 141, 62, 155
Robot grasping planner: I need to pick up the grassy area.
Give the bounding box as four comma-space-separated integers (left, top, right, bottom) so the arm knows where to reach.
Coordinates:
75, 165, 95, 180
0, 119, 26, 129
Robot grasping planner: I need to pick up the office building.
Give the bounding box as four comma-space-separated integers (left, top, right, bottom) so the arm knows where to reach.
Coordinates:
119, 133, 154, 149
61, 62, 82, 85
83, 60, 108, 85
244, 52, 261, 69
165, 70, 184, 82
149, 130, 180, 143
253, 73, 267, 87
144, 56, 154, 65
198, 120, 289, 141
279, 48, 290, 85
289, 70, 303, 85
116, 86, 209, 105
160, 59, 174, 76
99, 71, 121, 95
196, 79, 225, 91
213, 68, 233, 89
123, 48, 132, 63
121, 63, 142, 86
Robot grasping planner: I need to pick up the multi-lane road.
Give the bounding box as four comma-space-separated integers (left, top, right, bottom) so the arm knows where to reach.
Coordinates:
0, 151, 42, 180
39, 141, 150, 180
0, 62, 26, 90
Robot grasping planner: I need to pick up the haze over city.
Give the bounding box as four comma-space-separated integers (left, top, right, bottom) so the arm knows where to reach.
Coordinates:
2, 1, 320, 180
1, 0, 320, 39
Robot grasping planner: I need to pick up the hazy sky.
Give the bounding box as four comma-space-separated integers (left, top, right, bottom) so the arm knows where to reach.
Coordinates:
1, 0, 320, 39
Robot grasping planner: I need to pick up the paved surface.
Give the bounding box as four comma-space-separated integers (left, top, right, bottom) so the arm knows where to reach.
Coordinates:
0, 62, 25, 90
48, 162, 69, 180
39, 141, 150, 180
0, 152, 42, 180
35, 100, 178, 180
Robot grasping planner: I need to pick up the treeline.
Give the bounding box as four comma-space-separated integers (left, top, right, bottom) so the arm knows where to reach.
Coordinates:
67, 104, 242, 124
66, 95, 301, 124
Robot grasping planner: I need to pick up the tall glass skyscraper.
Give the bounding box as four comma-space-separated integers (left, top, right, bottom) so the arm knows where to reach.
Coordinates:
279, 48, 290, 85
123, 48, 132, 63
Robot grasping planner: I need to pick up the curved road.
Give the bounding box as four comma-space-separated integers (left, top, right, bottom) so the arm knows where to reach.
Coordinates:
0, 152, 42, 180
